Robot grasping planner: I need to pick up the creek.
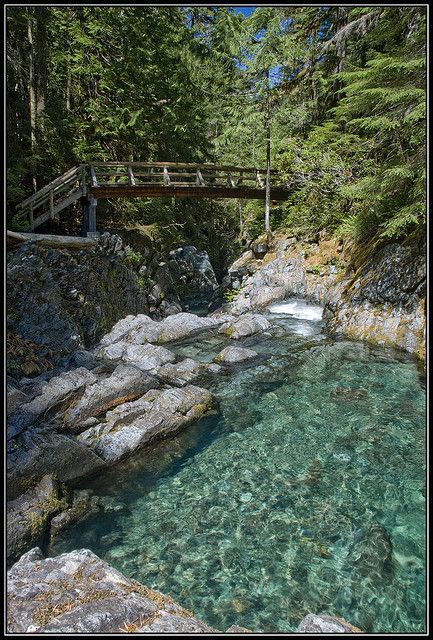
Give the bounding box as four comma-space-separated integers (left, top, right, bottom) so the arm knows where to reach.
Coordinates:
51, 299, 426, 633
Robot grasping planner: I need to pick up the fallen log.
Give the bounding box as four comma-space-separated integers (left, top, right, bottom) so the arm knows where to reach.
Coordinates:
7, 230, 97, 249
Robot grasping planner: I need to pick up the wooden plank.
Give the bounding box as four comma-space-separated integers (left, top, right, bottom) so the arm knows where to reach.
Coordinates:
256, 171, 264, 188
17, 166, 81, 208
128, 166, 136, 186
90, 165, 98, 187
89, 161, 277, 174
90, 184, 289, 201
31, 188, 84, 229
7, 230, 97, 248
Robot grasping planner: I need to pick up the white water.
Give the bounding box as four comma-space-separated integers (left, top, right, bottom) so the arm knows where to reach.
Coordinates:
268, 298, 324, 321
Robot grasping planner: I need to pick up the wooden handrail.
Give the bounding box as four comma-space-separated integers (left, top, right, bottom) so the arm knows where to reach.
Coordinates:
17, 166, 82, 209
88, 161, 277, 174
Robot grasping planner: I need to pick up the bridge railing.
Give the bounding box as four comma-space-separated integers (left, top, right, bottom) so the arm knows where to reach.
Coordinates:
87, 162, 280, 190
16, 165, 86, 230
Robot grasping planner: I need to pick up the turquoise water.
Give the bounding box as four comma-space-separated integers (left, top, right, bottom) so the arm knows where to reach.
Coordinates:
51, 309, 426, 633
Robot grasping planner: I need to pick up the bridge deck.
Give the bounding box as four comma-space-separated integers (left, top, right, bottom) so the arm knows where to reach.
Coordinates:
15, 162, 290, 231
90, 184, 288, 201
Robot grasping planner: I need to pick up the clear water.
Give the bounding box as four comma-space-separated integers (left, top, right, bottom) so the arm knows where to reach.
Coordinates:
51, 303, 426, 633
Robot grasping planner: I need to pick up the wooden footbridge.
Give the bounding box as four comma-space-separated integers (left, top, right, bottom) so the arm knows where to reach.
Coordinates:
16, 162, 290, 233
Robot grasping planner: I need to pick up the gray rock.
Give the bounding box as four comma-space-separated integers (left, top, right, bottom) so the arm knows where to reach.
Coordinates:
98, 312, 229, 347
7, 239, 149, 378
7, 430, 106, 499
326, 241, 426, 359
156, 358, 202, 386
63, 364, 158, 432
7, 475, 64, 566
77, 385, 214, 464
8, 367, 98, 440
7, 548, 217, 634
297, 614, 362, 633
218, 314, 271, 339
49, 490, 100, 541
214, 346, 258, 363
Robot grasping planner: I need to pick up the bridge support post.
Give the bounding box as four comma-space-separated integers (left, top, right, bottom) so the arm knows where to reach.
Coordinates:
83, 196, 99, 238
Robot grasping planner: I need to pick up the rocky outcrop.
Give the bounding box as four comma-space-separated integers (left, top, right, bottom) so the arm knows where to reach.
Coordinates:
7, 235, 149, 378
97, 311, 232, 347
153, 245, 219, 311
7, 548, 361, 634
7, 548, 218, 634
7, 235, 221, 379
326, 242, 426, 359
224, 234, 425, 359
7, 319, 218, 500
297, 614, 362, 633
224, 236, 344, 316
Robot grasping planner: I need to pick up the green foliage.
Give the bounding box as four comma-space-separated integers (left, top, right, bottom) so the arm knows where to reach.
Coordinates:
223, 288, 240, 303
10, 211, 31, 232
137, 275, 152, 289
125, 247, 143, 267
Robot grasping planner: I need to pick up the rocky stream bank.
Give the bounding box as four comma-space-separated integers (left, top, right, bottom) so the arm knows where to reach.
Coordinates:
6, 230, 425, 633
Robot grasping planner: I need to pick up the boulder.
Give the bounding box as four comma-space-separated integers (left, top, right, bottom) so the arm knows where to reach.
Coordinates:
59, 365, 159, 433
7, 429, 106, 500
156, 358, 202, 386
297, 614, 362, 633
77, 385, 214, 464
7, 367, 98, 440
214, 346, 258, 363
97, 312, 231, 347
218, 314, 271, 339
7, 548, 218, 634
94, 340, 176, 371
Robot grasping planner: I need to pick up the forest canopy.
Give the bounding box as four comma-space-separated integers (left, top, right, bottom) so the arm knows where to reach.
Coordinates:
6, 6, 426, 245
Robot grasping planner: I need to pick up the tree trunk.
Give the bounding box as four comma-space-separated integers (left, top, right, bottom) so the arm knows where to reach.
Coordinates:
27, 9, 36, 157
264, 70, 271, 235
35, 8, 48, 126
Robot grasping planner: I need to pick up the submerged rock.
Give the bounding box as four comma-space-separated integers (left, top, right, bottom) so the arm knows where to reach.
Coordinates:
297, 614, 362, 633
7, 547, 218, 633
346, 522, 394, 581
214, 346, 258, 363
